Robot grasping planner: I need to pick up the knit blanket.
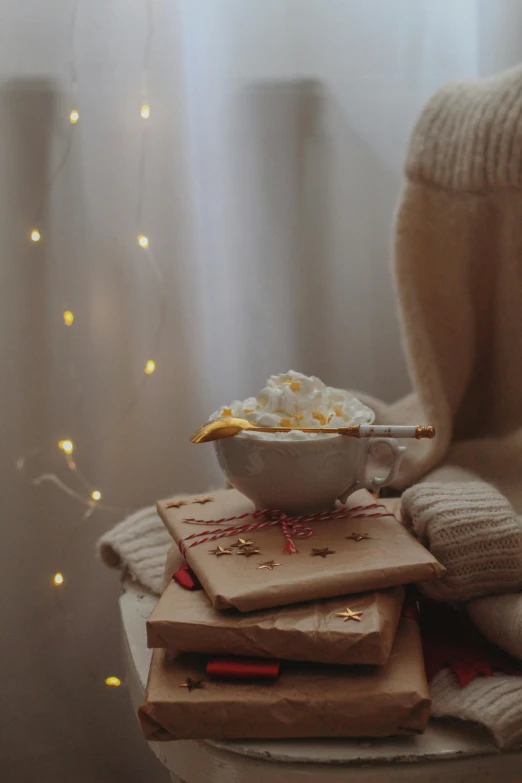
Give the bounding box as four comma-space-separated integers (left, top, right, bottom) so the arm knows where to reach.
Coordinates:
98, 500, 522, 750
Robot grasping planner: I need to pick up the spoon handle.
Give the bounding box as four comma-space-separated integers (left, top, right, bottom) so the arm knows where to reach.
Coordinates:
253, 424, 435, 439
338, 424, 435, 439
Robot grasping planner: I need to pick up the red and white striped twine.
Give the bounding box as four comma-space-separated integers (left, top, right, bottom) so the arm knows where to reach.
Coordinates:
179, 503, 391, 556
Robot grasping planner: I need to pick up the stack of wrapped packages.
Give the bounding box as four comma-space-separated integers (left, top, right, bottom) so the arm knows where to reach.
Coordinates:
139, 489, 445, 741
138, 372, 446, 741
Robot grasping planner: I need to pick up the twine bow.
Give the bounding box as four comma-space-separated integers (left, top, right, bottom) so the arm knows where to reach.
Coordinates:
180, 503, 391, 556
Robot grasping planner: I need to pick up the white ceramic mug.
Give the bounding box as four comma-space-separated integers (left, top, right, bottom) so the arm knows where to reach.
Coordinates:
215, 434, 406, 515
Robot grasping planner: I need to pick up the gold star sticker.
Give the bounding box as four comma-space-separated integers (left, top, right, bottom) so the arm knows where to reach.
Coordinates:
257, 560, 281, 570
209, 545, 234, 556
335, 608, 363, 622
179, 677, 206, 691
193, 496, 214, 504
236, 547, 261, 557
231, 538, 255, 549
166, 499, 187, 509
346, 532, 371, 542
310, 547, 336, 558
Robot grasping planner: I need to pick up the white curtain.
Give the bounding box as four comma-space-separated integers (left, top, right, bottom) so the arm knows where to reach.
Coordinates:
2, 1, 521, 780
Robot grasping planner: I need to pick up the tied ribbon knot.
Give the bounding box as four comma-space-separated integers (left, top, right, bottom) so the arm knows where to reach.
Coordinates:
179, 503, 391, 556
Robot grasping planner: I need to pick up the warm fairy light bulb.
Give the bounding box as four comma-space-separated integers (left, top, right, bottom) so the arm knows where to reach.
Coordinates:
30, 229, 41, 242
144, 359, 156, 375
63, 310, 74, 326
58, 439, 74, 455
91, 490, 102, 501
140, 104, 150, 119
69, 109, 79, 124
53, 573, 64, 586
137, 234, 149, 248
105, 676, 121, 687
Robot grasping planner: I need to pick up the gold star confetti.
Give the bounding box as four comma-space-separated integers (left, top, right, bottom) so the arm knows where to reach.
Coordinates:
231, 538, 255, 549
193, 496, 214, 504
346, 532, 371, 542
236, 547, 261, 557
166, 499, 187, 509
179, 677, 206, 691
336, 608, 364, 623
257, 560, 281, 570
209, 545, 234, 557
310, 547, 336, 558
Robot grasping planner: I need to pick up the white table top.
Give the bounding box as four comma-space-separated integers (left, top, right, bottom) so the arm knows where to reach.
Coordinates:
119, 581, 513, 770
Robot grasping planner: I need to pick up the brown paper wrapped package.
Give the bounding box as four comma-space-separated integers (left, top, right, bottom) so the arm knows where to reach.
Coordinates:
148, 569, 404, 665
139, 617, 430, 740
157, 488, 444, 612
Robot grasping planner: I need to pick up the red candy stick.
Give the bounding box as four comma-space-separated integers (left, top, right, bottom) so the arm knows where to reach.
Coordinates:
206, 657, 280, 680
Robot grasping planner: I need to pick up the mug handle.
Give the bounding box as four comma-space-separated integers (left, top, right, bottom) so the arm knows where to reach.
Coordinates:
338, 438, 406, 504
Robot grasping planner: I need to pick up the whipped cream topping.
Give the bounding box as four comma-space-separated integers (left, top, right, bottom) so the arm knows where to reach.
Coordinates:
210, 370, 375, 440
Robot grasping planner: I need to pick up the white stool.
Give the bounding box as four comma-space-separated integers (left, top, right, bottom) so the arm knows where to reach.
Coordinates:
121, 583, 522, 783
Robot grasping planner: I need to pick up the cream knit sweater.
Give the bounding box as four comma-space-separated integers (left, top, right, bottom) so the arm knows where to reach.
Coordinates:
358, 64, 522, 512
402, 481, 522, 601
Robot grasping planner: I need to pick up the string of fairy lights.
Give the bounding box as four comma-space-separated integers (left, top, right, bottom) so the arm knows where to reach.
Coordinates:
17, 0, 164, 688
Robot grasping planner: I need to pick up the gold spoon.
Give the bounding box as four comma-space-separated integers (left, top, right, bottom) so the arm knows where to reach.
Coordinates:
190, 417, 435, 443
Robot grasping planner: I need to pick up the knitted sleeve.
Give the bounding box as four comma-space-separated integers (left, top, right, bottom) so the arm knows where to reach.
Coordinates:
366, 65, 522, 487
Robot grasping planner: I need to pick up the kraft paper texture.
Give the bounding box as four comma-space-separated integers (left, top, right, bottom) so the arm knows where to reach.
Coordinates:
148, 574, 404, 666
139, 618, 430, 740
157, 489, 444, 612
